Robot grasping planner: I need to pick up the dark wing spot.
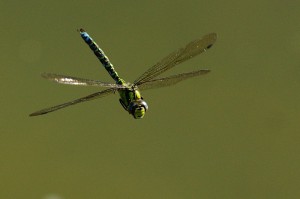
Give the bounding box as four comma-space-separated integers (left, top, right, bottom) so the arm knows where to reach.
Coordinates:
206, 44, 213, 49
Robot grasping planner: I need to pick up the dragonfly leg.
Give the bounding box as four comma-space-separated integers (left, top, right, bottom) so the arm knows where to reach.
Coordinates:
119, 99, 128, 111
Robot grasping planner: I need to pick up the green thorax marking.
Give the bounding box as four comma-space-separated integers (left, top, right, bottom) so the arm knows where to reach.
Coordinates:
118, 81, 143, 111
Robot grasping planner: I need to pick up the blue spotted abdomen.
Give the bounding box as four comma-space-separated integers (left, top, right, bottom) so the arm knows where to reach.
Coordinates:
79, 29, 124, 85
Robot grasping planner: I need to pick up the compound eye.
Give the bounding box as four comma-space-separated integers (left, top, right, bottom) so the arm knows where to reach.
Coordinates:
133, 107, 145, 119
128, 100, 148, 114
139, 100, 148, 111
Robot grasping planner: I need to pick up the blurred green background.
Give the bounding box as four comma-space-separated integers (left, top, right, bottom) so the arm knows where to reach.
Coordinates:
1, 0, 300, 198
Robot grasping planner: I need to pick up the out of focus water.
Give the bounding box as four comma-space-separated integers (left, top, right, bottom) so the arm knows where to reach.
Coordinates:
1, 1, 300, 198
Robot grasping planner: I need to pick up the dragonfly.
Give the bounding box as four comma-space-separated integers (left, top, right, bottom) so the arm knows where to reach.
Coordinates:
30, 28, 217, 119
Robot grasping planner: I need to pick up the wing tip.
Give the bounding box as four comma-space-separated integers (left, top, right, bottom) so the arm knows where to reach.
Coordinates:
40, 72, 48, 78
208, 32, 217, 39
201, 69, 211, 74
29, 111, 47, 117
205, 33, 217, 49
29, 112, 40, 117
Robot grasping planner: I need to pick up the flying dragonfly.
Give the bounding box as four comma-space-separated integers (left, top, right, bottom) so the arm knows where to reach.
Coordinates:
30, 29, 217, 119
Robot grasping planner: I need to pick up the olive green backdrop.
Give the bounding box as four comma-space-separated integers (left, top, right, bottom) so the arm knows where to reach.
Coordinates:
1, 0, 300, 198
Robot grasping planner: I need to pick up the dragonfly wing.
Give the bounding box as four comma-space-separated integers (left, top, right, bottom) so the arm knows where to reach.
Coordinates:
41, 73, 126, 89
29, 88, 116, 116
134, 33, 216, 84
137, 69, 210, 90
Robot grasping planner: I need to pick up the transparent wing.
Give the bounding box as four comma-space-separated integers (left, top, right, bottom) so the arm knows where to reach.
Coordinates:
29, 88, 116, 116
42, 73, 126, 89
137, 69, 210, 90
134, 33, 216, 85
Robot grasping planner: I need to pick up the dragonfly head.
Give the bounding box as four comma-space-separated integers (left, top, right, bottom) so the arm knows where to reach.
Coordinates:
128, 99, 148, 119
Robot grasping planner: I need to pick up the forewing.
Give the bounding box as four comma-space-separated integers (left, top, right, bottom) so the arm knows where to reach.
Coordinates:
29, 88, 116, 116
42, 73, 126, 89
134, 33, 217, 84
137, 69, 210, 90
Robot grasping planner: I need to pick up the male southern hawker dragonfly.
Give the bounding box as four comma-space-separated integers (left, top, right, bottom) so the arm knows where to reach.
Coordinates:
30, 29, 217, 119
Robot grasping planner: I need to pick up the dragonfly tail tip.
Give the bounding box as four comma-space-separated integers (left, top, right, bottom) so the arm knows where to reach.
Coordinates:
78, 28, 85, 33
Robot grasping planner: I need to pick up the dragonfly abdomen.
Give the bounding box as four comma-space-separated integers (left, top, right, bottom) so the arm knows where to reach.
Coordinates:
79, 29, 123, 84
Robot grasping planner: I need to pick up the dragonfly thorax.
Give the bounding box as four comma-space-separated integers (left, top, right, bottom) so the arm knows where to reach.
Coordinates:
118, 87, 148, 119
